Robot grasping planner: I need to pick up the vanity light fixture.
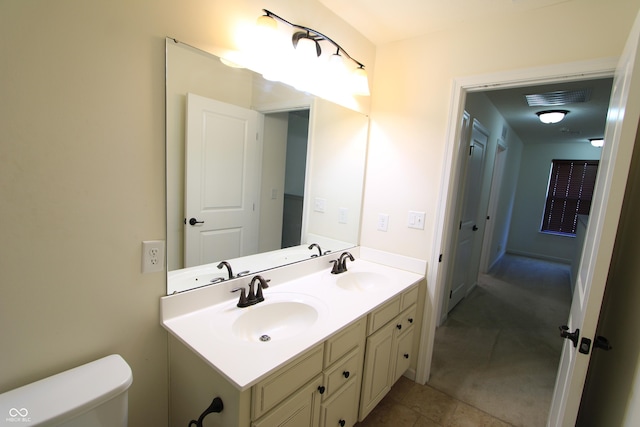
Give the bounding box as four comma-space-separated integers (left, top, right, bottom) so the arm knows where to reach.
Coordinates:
255, 9, 370, 96
589, 138, 604, 147
537, 110, 569, 124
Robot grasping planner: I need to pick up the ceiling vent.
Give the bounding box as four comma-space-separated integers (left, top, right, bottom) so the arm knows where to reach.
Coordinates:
525, 88, 592, 107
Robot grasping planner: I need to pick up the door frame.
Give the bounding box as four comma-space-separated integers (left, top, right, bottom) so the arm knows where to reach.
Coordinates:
415, 57, 618, 384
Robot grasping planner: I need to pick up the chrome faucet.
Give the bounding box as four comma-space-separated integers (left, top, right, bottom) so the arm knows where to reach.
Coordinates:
308, 243, 323, 257
217, 261, 233, 280
330, 252, 355, 274
231, 275, 270, 308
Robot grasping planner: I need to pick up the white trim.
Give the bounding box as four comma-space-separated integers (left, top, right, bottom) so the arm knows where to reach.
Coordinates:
415, 57, 618, 385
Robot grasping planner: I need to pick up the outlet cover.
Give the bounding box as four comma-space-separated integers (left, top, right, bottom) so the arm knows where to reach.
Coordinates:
314, 197, 327, 213
339, 207, 348, 224
377, 213, 389, 232
142, 240, 165, 273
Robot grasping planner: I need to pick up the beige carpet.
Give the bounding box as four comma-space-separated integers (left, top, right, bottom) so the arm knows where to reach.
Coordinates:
428, 254, 572, 427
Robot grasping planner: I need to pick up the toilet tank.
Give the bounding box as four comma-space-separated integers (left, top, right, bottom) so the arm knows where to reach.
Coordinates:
0, 354, 133, 426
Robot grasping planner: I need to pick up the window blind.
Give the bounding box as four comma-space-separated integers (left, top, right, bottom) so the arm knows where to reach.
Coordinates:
541, 159, 599, 235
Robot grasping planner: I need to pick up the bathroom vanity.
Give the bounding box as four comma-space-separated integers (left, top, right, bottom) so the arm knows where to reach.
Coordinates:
161, 248, 425, 427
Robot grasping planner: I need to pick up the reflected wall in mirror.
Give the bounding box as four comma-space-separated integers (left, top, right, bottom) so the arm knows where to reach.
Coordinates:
166, 38, 369, 294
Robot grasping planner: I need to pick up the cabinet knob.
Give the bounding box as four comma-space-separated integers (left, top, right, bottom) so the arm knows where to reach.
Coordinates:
338, 420, 346, 427
408, 318, 414, 324
404, 353, 410, 359
343, 371, 350, 379
396, 324, 402, 330
318, 385, 326, 394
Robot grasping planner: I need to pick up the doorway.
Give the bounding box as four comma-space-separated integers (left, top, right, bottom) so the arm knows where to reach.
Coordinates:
426, 73, 614, 425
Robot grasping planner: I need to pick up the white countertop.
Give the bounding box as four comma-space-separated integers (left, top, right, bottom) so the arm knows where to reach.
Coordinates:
161, 253, 424, 391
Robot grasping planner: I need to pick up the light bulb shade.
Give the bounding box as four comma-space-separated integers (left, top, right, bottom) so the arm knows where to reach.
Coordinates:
537, 110, 568, 124
292, 32, 321, 61
256, 14, 277, 31
590, 138, 604, 147
352, 67, 370, 96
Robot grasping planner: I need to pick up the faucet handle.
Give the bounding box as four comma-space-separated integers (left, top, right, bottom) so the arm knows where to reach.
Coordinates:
231, 287, 249, 308
330, 259, 342, 274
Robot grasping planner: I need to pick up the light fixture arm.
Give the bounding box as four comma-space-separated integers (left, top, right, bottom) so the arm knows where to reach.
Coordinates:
262, 9, 366, 69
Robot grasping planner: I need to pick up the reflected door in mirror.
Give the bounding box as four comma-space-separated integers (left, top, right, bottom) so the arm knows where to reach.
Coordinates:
184, 93, 262, 267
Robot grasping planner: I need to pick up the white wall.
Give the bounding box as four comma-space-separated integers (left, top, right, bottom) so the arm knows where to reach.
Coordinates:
259, 113, 288, 252
364, 0, 638, 381
0, 2, 374, 426
507, 142, 602, 263
459, 92, 524, 282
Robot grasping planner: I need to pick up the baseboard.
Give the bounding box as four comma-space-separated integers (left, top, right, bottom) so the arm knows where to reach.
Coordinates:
506, 250, 571, 265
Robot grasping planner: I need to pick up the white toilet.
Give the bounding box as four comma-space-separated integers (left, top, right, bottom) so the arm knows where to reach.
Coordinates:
0, 354, 132, 426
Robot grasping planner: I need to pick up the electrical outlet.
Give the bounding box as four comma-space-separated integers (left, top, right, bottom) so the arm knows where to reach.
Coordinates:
314, 197, 326, 213
339, 207, 348, 224
377, 213, 389, 232
142, 240, 165, 273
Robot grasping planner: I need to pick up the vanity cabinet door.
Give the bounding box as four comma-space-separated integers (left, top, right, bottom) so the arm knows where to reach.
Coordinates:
359, 321, 395, 420
392, 324, 414, 384
320, 379, 359, 427
252, 374, 323, 427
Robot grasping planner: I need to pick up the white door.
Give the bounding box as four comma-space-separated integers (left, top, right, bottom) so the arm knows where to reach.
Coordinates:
480, 141, 507, 273
548, 10, 640, 426
184, 93, 262, 267
448, 118, 488, 312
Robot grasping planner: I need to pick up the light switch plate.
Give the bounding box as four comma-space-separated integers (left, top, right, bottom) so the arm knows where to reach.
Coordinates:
314, 198, 326, 213
407, 211, 426, 229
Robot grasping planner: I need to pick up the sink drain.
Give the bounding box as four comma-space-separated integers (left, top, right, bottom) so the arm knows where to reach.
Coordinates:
259, 334, 271, 342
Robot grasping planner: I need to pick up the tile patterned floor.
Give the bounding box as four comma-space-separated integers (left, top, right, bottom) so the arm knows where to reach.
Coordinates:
355, 376, 513, 427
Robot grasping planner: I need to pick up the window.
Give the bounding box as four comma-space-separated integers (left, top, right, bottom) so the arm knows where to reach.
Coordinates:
541, 159, 599, 236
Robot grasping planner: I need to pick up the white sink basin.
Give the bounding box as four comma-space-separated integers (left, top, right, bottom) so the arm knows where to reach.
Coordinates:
209, 292, 329, 344
232, 301, 319, 342
336, 271, 388, 292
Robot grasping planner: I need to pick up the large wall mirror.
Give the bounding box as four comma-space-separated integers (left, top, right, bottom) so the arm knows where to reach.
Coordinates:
166, 38, 369, 294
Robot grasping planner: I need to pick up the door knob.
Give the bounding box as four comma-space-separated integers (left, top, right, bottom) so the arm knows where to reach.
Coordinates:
472, 225, 479, 231
594, 335, 612, 351
559, 325, 580, 348
188, 217, 204, 226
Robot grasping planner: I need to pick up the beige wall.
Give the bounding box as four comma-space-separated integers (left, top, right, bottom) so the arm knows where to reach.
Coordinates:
2, 0, 640, 425
0, 1, 374, 426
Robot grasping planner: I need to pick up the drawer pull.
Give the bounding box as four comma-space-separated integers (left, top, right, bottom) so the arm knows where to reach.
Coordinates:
343, 370, 350, 379
404, 353, 410, 359
318, 385, 326, 394
338, 420, 346, 427
408, 318, 414, 323
396, 324, 402, 330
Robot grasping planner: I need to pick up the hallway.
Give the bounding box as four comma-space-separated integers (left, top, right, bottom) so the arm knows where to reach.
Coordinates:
428, 254, 572, 426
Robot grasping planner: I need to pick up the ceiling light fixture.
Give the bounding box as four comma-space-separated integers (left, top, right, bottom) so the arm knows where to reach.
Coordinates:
256, 9, 370, 96
536, 110, 569, 124
589, 138, 604, 148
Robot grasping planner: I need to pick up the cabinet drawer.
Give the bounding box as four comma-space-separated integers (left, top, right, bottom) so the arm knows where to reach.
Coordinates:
252, 344, 324, 419
367, 295, 401, 335
320, 379, 359, 427
253, 374, 323, 427
396, 304, 417, 334
324, 319, 365, 368
323, 348, 361, 400
401, 285, 419, 311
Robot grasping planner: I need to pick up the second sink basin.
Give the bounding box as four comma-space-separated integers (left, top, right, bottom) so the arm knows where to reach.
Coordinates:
336, 271, 388, 292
